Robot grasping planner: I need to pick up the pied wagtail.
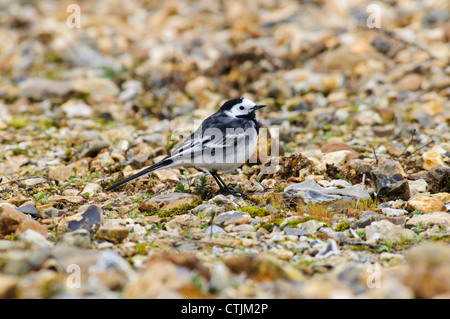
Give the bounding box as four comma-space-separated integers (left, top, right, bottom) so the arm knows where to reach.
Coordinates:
105, 98, 266, 197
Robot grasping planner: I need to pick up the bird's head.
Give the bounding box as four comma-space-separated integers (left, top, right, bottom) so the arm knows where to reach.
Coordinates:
220, 98, 266, 117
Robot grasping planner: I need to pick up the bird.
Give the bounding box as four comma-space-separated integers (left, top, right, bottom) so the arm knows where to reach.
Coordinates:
105, 97, 267, 197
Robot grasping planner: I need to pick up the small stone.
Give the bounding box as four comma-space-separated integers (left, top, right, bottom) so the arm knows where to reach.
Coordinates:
365, 220, 418, 244
0, 274, 18, 298
203, 225, 227, 235
408, 179, 428, 195
284, 227, 307, 236
17, 204, 41, 219
61, 99, 93, 118
269, 247, 294, 260
60, 205, 102, 232
424, 166, 450, 193
230, 224, 255, 233
422, 152, 447, 170
48, 164, 74, 182
316, 239, 340, 258
407, 195, 446, 213
124, 258, 202, 298
18, 78, 73, 99
395, 73, 423, 91
297, 219, 324, 235
321, 142, 359, 159
373, 125, 396, 137
412, 110, 434, 128
96, 223, 129, 244
72, 77, 119, 101
41, 207, 65, 219
165, 214, 200, 232
378, 159, 407, 178
371, 168, 410, 202
191, 204, 225, 216
58, 229, 91, 248
214, 211, 251, 227
381, 208, 408, 217
404, 243, 450, 298
17, 229, 52, 249
148, 193, 194, 206
406, 212, 450, 229
0, 204, 47, 237
284, 179, 371, 204
47, 195, 84, 204
355, 110, 382, 126
317, 150, 353, 171
78, 141, 111, 158
153, 170, 179, 183
80, 183, 103, 197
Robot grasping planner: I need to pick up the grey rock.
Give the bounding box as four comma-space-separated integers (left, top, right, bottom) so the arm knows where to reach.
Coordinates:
214, 211, 251, 227
406, 212, 450, 229
191, 204, 225, 216
424, 166, 450, 193
59, 229, 91, 248
284, 227, 307, 236
284, 179, 370, 204
381, 208, 408, 217
351, 210, 407, 228
149, 193, 194, 206
297, 219, 324, 235
41, 207, 65, 219
17, 229, 52, 249
68, 205, 102, 231
18, 78, 73, 100
0, 249, 50, 276
317, 239, 340, 258
365, 220, 418, 244
204, 225, 227, 235
371, 168, 410, 202
18, 204, 41, 219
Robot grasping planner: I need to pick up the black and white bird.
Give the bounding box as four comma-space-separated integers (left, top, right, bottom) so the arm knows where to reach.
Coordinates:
105, 98, 266, 197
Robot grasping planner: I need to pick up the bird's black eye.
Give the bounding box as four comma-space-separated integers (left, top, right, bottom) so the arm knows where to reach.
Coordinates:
239, 106, 244, 110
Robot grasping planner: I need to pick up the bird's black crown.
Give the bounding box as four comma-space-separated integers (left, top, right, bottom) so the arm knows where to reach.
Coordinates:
220, 97, 244, 111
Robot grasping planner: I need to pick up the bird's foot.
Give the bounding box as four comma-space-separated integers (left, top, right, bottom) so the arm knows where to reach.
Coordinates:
216, 185, 247, 199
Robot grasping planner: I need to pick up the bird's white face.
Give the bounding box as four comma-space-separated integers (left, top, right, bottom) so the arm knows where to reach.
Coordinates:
226, 98, 258, 117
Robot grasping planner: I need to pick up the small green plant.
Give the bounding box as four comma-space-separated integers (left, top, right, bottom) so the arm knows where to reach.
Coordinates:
176, 182, 189, 193
195, 175, 209, 199
101, 65, 130, 80
33, 192, 48, 204
357, 231, 366, 240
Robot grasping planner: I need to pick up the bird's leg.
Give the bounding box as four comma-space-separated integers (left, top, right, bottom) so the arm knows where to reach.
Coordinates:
210, 171, 247, 199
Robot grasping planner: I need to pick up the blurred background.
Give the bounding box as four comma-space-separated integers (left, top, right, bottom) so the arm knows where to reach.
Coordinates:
1, 0, 449, 121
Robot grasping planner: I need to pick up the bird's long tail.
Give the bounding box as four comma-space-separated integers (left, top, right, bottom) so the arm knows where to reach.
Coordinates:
105, 158, 173, 191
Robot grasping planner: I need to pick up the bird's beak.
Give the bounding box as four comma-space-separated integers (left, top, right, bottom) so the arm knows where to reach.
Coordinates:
252, 104, 267, 111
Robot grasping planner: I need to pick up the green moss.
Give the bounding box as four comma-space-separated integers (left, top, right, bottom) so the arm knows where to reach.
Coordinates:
135, 243, 147, 255
9, 115, 29, 129
238, 206, 272, 218
156, 198, 203, 218
335, 221, 350, 232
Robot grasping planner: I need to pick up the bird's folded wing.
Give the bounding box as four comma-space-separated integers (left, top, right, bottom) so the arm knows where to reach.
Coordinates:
167, 132, 250, 163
